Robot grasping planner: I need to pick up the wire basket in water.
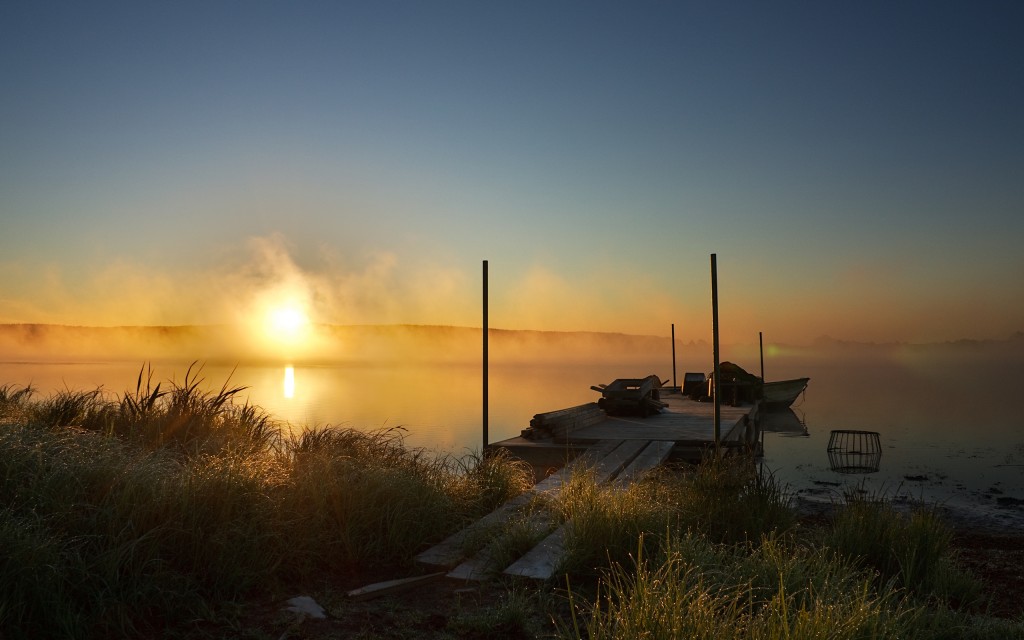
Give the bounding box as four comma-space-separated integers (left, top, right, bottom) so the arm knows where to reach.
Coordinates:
827, 429, 881, 473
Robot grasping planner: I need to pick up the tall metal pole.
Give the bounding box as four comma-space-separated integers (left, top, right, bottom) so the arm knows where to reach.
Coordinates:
482, 260, 489, 451
671, 323, 677, 389
711, 254, 721, 447
759, 331, 765, 382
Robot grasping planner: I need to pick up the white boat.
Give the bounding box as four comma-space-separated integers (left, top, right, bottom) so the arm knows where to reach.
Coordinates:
761, 377, 809, 409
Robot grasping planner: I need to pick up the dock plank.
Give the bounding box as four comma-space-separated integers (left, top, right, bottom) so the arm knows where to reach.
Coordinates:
588, 439, 649, 483
444, 440, 638, 580
613, 440, 676, 487
504, 439, 674, 580
502, 524, 570, 580
445, 513, 557, 581
417, 440, 623, 570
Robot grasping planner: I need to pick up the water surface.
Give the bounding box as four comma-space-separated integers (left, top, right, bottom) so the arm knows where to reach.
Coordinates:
3, 350, 1022, 523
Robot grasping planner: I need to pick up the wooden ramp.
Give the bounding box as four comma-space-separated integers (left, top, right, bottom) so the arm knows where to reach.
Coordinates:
503, 440, 675, 580
417, 438, 675, 581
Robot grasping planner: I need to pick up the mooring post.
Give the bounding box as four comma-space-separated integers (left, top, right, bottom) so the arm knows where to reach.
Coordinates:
671, 323, 677, 389
711, 254, 721, 448
482, 259, 489, 451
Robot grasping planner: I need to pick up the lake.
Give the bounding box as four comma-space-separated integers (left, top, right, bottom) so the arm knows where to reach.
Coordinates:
3, 346, 1022, 525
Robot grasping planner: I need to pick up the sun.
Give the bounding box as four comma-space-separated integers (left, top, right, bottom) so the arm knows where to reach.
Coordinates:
265, 304, 310, 344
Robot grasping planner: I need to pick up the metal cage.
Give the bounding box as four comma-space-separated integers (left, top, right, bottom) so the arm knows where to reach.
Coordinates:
827, 429, 882, 473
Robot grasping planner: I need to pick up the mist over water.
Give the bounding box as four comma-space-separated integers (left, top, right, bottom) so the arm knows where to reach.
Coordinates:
2, 325, 1022, 523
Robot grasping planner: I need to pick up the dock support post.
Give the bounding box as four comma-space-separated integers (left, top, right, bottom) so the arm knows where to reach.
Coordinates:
671, 323, 677, 389
711, 254, 721, 448
483, 260, 489, 451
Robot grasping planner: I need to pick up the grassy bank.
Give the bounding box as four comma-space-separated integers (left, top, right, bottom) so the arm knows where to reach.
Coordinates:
558, 464, 1019, 639
0, 370, 532, 638
1, 369, 1022, 639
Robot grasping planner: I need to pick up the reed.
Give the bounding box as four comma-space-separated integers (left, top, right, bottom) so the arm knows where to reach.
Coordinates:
555, 460, 1011, 639
448, 587, 542, 637
564, 533, 924, 640
821, 492, 983, 606
670, 456, 795, 545
559, 455, 795, 577
557, 470, 676, 575
0, 384, 34, 422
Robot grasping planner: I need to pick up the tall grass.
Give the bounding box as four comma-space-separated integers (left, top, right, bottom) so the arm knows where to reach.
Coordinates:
820, 491, 983, 607
0, 367, 532, 639
559, 455, 795, 576
0, 369, 1015, 639
557, 459, 1008, 640
565, 532, 926, 639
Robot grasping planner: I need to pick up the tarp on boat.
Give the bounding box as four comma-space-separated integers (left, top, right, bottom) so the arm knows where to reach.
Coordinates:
687, 361, 762, 404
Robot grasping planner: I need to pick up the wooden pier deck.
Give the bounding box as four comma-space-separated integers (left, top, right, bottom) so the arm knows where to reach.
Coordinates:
415, 388, 760, 581
488, 387, 759, 481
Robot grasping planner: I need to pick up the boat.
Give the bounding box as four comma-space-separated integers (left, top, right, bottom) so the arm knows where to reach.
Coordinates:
761, 377, 809, 409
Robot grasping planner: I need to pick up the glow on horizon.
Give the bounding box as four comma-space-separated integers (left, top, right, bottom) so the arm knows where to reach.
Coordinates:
0, 235, 1021, 346
267, 306, 309, 341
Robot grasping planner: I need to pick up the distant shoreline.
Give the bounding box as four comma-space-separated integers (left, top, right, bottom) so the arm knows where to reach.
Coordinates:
1, 321, 1022, 350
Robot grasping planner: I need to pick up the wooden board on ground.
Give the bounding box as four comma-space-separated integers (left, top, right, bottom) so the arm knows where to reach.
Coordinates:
416, 440, 623, 570
503, 439, 676, 580
346, 572, 446, 601
588, 439, 649, 483
613, 440, 676, 487
447, 440, 649, 580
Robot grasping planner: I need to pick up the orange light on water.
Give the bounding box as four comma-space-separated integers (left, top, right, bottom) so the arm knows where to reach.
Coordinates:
283, 365, 295, 399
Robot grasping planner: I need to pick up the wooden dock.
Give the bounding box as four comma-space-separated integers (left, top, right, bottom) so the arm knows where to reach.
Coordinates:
489, 387, 760, 482
414, 387, 760, 581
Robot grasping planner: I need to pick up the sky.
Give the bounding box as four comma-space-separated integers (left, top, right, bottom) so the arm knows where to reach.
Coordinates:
1, 1, 1022, 346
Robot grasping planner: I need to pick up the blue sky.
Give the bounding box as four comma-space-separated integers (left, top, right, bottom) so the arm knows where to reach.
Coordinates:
1, 1, 1022, 344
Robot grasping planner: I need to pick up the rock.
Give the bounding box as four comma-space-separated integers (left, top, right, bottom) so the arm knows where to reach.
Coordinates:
284, 596, 327, 619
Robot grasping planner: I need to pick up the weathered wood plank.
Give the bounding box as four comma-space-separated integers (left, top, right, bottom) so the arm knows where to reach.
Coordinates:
504, 440, 674, 580
346, 572, 446, 601
531, 402, 606, 440
415, 440, 622, 569
589, 439, 648, 483
529, 438, 622, 492
613, 440, 676, 487
446, 514, 557, 581
445, 439, 630, 580
502, 440, 652, 580
502, 524, 570, 579
550, 411, 607, 440
414, 493, 536, 568
530, 402, 602, 426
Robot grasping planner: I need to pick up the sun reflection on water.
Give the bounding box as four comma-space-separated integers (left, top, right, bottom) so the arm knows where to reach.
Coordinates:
283, 366, 295, 399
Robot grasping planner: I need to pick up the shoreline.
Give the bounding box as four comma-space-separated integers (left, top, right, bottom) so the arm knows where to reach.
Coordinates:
791, 492, 1024, 536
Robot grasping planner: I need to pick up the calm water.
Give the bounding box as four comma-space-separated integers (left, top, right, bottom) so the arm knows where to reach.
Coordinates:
3, 351, 1023, 520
